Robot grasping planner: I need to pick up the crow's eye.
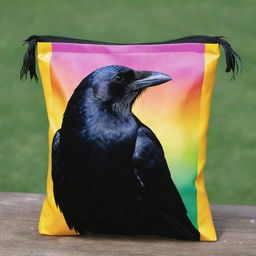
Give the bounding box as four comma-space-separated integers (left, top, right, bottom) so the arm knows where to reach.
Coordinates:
114, 75, 124, 83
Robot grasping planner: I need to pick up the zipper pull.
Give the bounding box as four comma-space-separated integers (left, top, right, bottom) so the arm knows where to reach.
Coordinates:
20, 35, 40, 82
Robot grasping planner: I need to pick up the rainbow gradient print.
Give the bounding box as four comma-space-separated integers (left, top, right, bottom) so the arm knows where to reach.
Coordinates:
37, 42, 220, 241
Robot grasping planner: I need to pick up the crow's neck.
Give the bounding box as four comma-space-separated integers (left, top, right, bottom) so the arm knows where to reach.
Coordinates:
62, 89, 135, 133
110, 101, 133, 118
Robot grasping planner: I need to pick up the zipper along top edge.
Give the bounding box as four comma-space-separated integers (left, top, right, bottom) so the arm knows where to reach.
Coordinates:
25, 35, 229, 46
20, 35, 241, 82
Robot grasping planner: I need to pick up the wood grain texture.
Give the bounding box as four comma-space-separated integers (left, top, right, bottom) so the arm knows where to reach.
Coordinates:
0, 192, 255, 256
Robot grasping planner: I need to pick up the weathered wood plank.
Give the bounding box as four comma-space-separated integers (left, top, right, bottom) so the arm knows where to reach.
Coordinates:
0, 192, 255, 256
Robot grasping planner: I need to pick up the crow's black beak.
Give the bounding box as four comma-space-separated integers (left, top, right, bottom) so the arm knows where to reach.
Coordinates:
132, 70, 172, 91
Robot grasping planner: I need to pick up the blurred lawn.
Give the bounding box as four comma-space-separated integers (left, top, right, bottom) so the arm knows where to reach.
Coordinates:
0, 0, 255, 205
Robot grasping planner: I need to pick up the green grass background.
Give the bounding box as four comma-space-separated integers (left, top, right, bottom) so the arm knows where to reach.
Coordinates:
0, 0, 255, 205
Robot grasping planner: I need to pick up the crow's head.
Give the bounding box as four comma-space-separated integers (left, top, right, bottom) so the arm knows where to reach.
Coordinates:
77, 65, 171, 115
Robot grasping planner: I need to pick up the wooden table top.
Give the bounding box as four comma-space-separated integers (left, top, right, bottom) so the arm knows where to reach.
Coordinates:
0, 192, 255, 256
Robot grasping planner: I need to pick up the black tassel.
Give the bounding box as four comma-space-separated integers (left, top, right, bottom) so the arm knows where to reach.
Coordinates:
20, 35, 39, 82
213, 36, 241, 80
